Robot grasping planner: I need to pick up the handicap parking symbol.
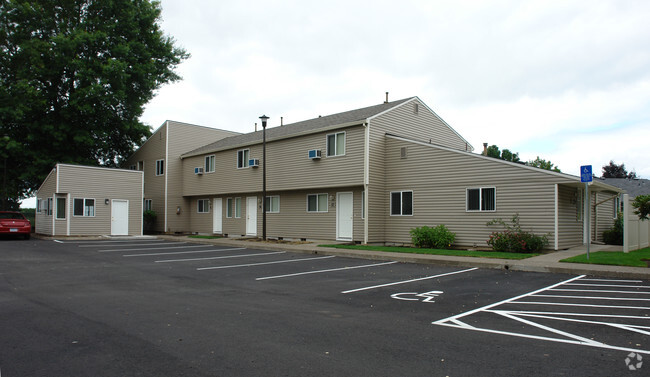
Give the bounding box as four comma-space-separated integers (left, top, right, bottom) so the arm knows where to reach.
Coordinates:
391, 290, 443, 303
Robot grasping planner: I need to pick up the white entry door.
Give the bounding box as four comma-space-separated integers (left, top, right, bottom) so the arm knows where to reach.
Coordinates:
246, 197, 257, 236
213, 198, 222, 234
336, 192, 353, 241
111, 200, 129, 236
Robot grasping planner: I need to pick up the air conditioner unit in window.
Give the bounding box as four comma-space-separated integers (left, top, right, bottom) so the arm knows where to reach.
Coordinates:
308, 149, 321, 160
194, 167, 204, 175
249, 158, 260, 168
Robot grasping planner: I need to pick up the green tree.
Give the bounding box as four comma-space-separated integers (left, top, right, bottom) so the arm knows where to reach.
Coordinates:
602, 161, 636, 179
0, 0, 189, 208
484, 145, 520, 162
632, 195, 650, 220
527, 156, 561, 172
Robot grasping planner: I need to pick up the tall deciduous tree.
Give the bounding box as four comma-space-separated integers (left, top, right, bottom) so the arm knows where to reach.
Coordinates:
601, 161, 636, 179
0, 0, 189, 209
484, 144, 520, 162
527, 156, 561, 172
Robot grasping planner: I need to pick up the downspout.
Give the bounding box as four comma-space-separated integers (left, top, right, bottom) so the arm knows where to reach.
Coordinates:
140, 171, 144, 236
53, 165, 59, 236
554, 184, 558, 250
363, 121, 370, 244
164, 121, 169, 233
67, 193, 71, 236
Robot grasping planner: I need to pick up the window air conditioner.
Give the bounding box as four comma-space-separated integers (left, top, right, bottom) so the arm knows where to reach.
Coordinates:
194, 167, 204, 175
308, 149, 321, 160
249, 158, 260, 168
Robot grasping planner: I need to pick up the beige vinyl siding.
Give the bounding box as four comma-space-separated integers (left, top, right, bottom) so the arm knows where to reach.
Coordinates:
57, 165, 143, 236
188, 197, 214, 234
182, 126, 365, 196
557, 185, 583, 249
35, 169, 57, 235
187, 187, 364, 241
366, 99, 473, 243
125, 123, 167, 232
383, 137, 574, 248
166, 123, 240, 233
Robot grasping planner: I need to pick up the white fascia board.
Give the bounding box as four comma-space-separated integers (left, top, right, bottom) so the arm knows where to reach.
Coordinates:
385, 134, 622, 192
35, 165, 59, 195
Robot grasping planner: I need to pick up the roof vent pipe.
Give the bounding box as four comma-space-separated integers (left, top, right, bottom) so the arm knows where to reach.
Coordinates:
281, 116, 283, 126
385, 92, 389, 104
483, 142, 488, 155
255, 122, 258, 132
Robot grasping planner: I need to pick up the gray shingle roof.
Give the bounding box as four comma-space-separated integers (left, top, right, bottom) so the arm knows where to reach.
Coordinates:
181, 97, 414, 158
595, 177, 650, 198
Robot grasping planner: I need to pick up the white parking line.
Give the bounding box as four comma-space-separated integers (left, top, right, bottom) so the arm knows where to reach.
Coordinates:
256, 261, 399, 281
79, 242, 173, 248
123, 247, 246, 257
197, 255, 336, 271
156, 251, 286, 263
550, 288, 650, 295
532, 294, 650, 301
565, 283, 650, 288
433, 275, 650, 355
99, 244, 204, 252
341, 267, 478, 294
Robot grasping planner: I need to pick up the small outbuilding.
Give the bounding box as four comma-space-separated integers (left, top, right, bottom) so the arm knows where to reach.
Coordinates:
35, 164, 144, 236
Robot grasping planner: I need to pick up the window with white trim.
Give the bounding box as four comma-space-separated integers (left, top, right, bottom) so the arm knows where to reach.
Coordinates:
226, 198, 233, 218
73, 198, 95, 217
156, 159, 164, 176
36, 198, 42, 214
47, 198, 53, 216
205, 155, 215, 173
197, 199, 210, 213
307, 194, 328, 212
326, 132, 345, 157
237, 149, 250, 168
56, 197, 66, 219
144, 199, 152, 212
390, 191, 413, 216
265, 196, 280, 213
234, 197, 242, 218
466, 187, 496, 212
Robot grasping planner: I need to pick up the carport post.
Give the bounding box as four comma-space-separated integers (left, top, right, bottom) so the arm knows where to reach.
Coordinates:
259, 115, 269, 241
623, 193, 629, 253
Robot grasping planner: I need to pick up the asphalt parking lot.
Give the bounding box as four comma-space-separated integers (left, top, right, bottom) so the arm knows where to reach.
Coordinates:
1, 238, 648, 376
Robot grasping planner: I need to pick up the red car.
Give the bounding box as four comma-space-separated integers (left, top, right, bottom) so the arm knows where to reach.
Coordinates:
0, 211, 32, 239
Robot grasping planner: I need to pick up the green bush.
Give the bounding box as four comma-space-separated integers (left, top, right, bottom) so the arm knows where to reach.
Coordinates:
143, 210, 157, 233
486, 214, 548, 253
410, 225, 456, 249
602, 212, 623, 245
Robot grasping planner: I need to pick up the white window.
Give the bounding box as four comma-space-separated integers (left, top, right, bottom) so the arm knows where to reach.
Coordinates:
144, 199, 152, 212
156, 159, 164, 176
307, 194, 328, 212
237, 149, 250, 169
614, 196, 622, 219
390, 191, 413, 216
56, 197, 66, 219
326, 132, 345, 157
466, 187, 496, 212
73, 198, 95, 217
205, 155, 215, 173
36, 198, 42, 214
226, 198, 233, 218
265, 196, 280, 213
235, 197, 242, 218
197, 199, 210, 213
47, 198, 53, 216
137, 161, 144, 171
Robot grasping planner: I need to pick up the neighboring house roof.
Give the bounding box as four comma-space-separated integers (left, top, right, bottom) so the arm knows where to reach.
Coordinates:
595, 177, 650, 198
181, 97, 416, 158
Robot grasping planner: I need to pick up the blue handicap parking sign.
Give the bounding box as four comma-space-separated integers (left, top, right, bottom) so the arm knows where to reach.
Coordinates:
580, 165, 592, 182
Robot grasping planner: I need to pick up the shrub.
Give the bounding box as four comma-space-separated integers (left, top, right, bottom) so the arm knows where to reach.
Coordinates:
410, 225, 456, 249
486, 214, 548, 253
143, 210, 157, 233
602, 212, 623, 245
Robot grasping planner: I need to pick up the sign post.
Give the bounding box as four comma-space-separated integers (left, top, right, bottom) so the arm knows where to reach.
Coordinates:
580, 165, 592, 260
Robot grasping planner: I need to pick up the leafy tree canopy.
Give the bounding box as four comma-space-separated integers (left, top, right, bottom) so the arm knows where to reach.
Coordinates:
0, 0, 189, 209
632, 195, 650, 221
527, 156, 561, 172
601, 160, 637, 179
485, 145, 520, 163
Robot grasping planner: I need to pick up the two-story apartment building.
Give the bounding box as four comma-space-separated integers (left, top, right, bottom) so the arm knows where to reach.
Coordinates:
38, 96, 621, 249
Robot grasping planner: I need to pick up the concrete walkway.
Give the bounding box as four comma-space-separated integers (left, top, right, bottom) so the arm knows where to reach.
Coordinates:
156, 235, 650, 279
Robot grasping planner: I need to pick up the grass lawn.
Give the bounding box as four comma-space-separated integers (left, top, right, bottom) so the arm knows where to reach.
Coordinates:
318, 244, 539, 260
188, 235, 222, 239
560, 247, 650, 267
